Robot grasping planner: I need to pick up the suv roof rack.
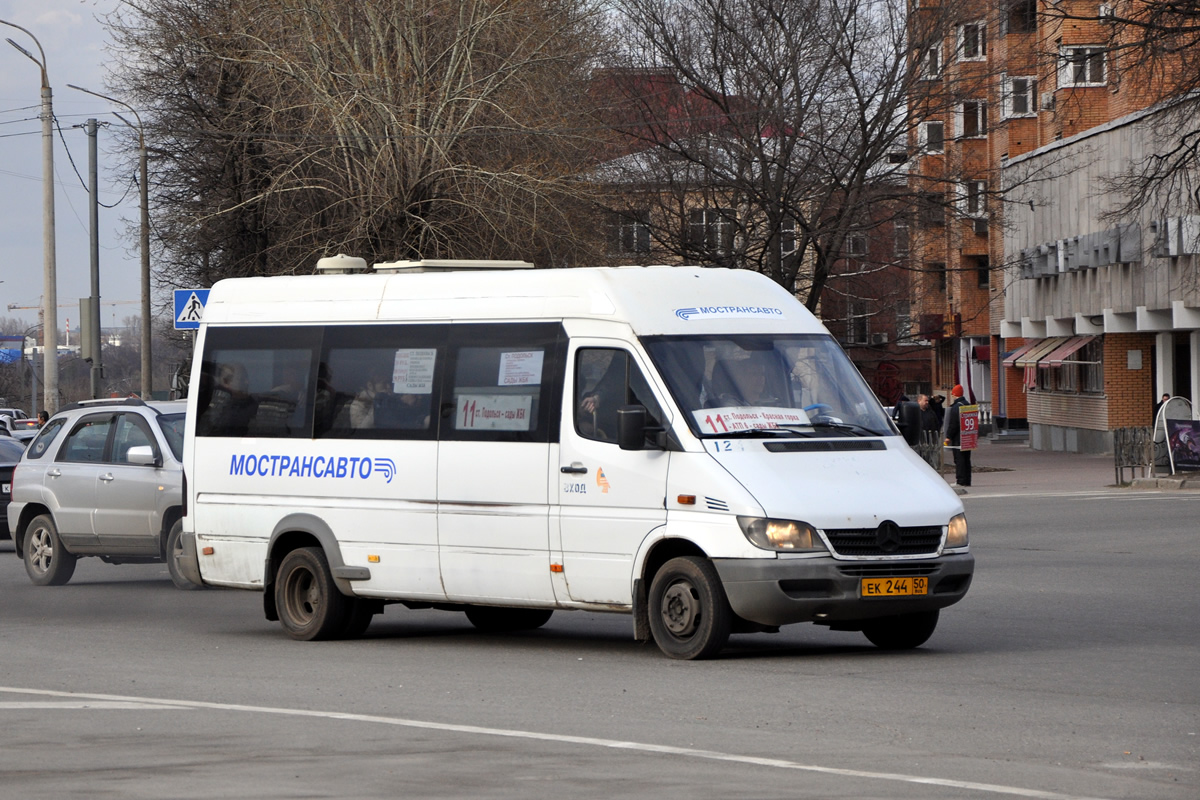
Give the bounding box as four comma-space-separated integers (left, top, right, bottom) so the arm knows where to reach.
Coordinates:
60, 397, 149, 413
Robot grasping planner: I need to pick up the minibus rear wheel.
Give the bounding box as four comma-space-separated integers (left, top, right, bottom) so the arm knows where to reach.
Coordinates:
862, 610, 939, 649
647, 556, 732, 660
276, 546, 351, 641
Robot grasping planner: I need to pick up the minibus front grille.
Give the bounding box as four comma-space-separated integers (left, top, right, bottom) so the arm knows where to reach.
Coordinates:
821, 525, 942, 557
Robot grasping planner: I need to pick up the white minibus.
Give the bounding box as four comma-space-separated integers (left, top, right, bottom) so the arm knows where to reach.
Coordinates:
177, 262, 972, 659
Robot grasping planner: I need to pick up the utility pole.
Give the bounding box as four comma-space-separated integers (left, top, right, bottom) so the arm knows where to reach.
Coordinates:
1, 20, 58, 414
69, 84, 152, 399
86, 119, 103, 399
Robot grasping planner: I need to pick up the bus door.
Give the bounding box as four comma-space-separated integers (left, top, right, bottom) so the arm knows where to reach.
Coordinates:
436, 325, 563, 604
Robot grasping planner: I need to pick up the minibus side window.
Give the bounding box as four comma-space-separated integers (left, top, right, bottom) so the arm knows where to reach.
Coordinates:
574, 349, 663, 443
194, 327, 322, 439
443, 323, 564, 444
316, 324, 445, 440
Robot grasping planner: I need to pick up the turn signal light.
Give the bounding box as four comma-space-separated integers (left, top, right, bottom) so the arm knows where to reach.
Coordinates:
677, 494, 696, 505
201, 546, 214, 556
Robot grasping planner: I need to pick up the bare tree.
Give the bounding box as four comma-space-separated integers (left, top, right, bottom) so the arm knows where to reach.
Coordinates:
596, 0, 975, 312
105, 0, 608, 290
1043, 1, 1200, 216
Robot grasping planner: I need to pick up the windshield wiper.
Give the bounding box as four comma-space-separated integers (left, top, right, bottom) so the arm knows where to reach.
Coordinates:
804, 421, 884, 437
701, 427, 796, 438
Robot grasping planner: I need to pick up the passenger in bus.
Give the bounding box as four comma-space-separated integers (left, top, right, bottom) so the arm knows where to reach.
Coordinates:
350, 374, 390, 429
203, 362, 256, 435
714, 357, 784, 407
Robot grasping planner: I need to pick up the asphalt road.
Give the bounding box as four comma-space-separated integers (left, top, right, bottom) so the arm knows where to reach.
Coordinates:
0, 489, 1196, 799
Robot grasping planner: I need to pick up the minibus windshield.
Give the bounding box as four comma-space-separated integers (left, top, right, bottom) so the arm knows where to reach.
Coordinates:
643, 334, 895, 438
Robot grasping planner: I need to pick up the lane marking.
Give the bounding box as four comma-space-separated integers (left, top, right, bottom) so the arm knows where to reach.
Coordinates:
964, 491, 1175, 500
0, 686, 1109, 800
0, 701, 186, 710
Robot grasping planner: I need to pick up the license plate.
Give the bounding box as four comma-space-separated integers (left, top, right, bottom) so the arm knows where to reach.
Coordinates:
861, 576, 928, 597
1, 482, 8, 494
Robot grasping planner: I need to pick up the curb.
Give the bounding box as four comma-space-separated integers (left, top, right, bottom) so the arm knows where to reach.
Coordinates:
1129, 476, 1200, 490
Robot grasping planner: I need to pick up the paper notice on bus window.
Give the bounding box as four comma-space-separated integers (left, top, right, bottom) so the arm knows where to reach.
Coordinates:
498, 350, 544, 386
457, 394, 534, 431
393, 349, 437, 394
693, 406, 810, 435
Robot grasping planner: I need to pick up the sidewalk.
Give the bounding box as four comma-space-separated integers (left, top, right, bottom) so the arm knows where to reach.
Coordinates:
935, 439, 1199, 496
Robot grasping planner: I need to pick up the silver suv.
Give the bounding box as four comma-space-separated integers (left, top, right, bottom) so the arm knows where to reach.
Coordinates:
7, 398, 193, 588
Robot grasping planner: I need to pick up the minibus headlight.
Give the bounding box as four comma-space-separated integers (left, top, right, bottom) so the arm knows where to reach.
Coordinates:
946, 513, 968, 548
737, 516, 825, 552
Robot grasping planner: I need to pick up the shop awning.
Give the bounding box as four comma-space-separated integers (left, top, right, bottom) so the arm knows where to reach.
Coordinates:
972, 345, 990, 362
1013, 337, 1069, 368
1001, 341, 1039, 367
1039, 335, 1096, 368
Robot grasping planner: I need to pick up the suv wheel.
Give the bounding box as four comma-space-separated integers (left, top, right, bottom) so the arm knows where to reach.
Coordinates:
24, 514, 77, 586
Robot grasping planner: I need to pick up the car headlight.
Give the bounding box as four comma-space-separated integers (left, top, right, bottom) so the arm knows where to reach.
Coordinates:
946, 513, 968, 548
737, 516, 826, 552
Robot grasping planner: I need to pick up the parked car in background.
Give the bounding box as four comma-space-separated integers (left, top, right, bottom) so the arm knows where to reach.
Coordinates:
0, 436, 27, 539
6, 417, 40, 443
7, 398, 192, 588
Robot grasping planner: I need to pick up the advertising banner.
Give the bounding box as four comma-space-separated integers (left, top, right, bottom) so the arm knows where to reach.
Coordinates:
959, 404, 979, 450
1167, 419, 1200, 470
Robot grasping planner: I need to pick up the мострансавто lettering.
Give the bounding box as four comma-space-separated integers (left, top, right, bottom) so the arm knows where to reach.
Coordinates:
229, 454, 397, 483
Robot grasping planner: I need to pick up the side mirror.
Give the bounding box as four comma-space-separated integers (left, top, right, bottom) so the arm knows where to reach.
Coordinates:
616, 405, 648, 451
896, 401, 922, 446
126, 445, 160, 467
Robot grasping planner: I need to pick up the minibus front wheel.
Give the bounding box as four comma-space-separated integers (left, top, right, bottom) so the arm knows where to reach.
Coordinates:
647, 556, 732, 660
275, 546, 351, 641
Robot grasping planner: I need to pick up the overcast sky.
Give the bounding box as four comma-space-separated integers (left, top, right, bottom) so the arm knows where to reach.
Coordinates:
0, 0, 148, 334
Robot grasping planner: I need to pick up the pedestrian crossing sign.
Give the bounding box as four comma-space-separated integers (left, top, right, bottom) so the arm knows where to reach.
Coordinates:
174, 289, 210, 330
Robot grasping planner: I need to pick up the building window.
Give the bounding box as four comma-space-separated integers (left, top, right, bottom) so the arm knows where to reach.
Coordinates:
846, 301, 870, 345
963, 180, 987, 217
919, 193, 945, 227
959, 100, 988, 138
687, 208, 735, 256
974, 255, 990, 288
958, 21, 987, 60
1078, 339, 1103, 393
1060, 47, 1106, 87
893, 220, 909, 257
1003, 75, 1038, 117
614, 211, 651, 254
929, 262, 947, 292
845, 234, 867, 256
1005, 0, 1037, 34
919, 120, 945, 153
919, 46, 941, 80
780, 217, 797, 262
895, 302, 917, 346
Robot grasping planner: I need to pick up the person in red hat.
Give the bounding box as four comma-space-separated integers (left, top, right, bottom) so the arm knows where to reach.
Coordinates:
942, 384, 972, 487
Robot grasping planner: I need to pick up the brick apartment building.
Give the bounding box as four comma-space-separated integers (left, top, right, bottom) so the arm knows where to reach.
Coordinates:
911, 0, 1199, 452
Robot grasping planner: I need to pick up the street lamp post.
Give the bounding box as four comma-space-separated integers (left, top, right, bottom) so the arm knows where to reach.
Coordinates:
1, 19, 58, 414
69, 84, 152, 399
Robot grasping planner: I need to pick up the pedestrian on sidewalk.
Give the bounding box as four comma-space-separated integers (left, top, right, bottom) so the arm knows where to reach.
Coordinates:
943, 384, 972, 487
917, 394, 940, 433
929, 393, 945, 429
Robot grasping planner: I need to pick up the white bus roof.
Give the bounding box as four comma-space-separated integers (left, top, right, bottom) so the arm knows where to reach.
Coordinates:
200, 265, 827, 337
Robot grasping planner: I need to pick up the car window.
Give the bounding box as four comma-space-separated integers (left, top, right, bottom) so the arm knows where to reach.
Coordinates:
58, 416, 113, 463
26, 418, 66, 459
157, 413, 185, 461
112, 414, 157, 464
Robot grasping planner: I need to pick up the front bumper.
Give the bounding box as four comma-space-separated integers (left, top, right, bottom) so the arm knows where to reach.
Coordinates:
713, 553, 974, 627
